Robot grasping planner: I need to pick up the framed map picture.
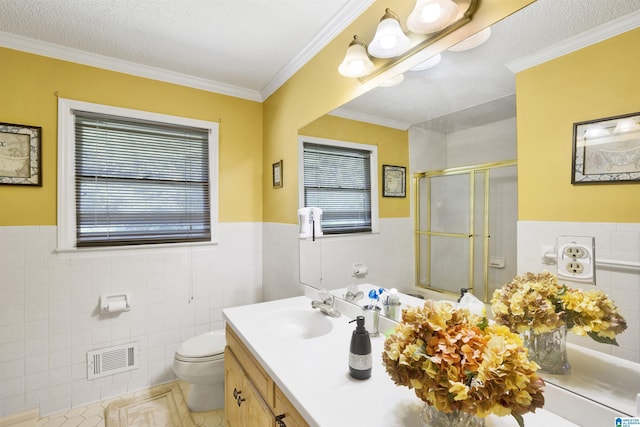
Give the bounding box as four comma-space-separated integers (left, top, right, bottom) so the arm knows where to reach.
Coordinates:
572, 112, 640, 184
383, 164, 405, 197
0, 122, 42, 186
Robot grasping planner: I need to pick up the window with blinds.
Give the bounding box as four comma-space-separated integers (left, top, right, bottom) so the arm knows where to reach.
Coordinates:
303, 142, 372, 234
74, 111, 212, 247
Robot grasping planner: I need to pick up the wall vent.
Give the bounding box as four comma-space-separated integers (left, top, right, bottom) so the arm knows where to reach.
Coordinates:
87, 342, 139, 380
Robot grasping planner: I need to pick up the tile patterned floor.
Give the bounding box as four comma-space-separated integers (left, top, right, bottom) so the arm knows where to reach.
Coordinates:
34, 381, 224, 427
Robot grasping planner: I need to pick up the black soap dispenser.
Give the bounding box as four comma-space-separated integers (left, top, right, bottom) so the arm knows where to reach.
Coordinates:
349, 315, 372, 379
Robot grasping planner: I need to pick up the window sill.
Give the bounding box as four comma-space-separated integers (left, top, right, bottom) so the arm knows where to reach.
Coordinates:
301, 230, 380, 241
55, 240, 219, 258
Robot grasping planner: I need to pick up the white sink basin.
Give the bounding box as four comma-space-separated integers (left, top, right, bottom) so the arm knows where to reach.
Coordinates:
261, 308, 333, 340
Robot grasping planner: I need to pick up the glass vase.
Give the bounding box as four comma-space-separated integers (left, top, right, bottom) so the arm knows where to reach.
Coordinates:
522, 324, 570, 374
419, 405, 485, 427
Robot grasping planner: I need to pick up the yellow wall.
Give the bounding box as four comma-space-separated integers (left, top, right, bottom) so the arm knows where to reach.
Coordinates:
0, 47, 263, 225
300, 115, 409, 218
517, 28, 640, 223
263, 0, 535, 224
0, 0, 535, 227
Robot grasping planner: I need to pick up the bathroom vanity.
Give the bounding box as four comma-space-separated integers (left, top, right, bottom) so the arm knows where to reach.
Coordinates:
223, 295, 581, 427
225, 326, 309, 427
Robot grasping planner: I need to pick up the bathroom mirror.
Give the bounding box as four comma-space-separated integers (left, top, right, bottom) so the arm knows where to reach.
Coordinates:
299, 0, 640, 418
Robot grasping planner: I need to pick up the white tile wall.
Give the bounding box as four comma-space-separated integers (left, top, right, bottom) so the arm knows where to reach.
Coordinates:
0, 223, 263, 417
518, 221, 640, 363
261, 220, 414, 301
304, 218, 414, 291
261, 223, 302, 302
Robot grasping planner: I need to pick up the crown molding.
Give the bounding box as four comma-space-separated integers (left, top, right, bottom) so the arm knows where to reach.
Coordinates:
259, 0, 375, 100
330, 107, 411, 130
506, 10, 640, 73
0, 30, 262, 101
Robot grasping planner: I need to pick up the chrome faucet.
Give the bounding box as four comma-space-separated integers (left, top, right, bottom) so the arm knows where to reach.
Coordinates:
311, 290, 341, 318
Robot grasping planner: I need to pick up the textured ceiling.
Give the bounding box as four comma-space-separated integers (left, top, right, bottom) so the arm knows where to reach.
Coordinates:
0, 0, 639, 126
0, 0, 370, 99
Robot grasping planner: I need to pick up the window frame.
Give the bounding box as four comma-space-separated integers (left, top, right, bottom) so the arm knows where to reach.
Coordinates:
57, 98, 219, 253
298, 135, 379, 235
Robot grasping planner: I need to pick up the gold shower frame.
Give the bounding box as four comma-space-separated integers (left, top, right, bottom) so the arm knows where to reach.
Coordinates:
413, 159, 516, 302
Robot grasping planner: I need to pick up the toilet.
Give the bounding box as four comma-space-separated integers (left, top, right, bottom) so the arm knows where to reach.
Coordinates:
173, 330, 226, 412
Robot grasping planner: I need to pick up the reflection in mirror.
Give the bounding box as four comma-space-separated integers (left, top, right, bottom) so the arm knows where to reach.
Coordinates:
299, 0, 640, 419
415, 160, 517, 303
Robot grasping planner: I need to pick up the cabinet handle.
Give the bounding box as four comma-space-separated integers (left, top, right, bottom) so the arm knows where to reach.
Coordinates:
236, 395, 246, 407
275, 414, 287, 427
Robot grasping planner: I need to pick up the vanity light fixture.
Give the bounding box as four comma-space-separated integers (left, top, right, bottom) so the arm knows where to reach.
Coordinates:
448, 26, 492, 51
367, 9, 411, 59
410, 53, 442, 71
407, 0, 459, 35
338, 35, 375, 78
337, 0, 483, 82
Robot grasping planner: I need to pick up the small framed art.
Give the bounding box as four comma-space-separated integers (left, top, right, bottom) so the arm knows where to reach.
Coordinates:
0, 122, 42, 186
383, 164, 406, 197
272, 160, 283, 188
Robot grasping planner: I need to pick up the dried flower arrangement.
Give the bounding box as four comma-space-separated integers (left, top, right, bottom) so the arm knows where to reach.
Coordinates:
383, 300, 545, 427
491, 271, 627, 345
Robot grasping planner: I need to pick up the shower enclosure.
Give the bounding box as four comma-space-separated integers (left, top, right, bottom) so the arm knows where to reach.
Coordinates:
414, 160, 517, 302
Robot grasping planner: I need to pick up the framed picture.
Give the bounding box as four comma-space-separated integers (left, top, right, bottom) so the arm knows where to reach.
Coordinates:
0, 122, 42, 186
383, 164, 406, 197
572, 112, 640, 184
272, 159, 283, 188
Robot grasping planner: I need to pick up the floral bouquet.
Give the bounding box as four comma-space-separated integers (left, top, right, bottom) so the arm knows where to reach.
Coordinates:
383, 300, 545, 427
491, 271, 627, 345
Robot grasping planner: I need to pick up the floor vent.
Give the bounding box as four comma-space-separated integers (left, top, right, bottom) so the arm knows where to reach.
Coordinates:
87, 343, 139, 380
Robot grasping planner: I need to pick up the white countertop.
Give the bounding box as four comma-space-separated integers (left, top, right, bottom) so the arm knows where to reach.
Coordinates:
223, 295, 580, 427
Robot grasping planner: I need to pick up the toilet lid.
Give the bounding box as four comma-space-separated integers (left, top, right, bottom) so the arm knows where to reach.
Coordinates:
176, 330, 226, 358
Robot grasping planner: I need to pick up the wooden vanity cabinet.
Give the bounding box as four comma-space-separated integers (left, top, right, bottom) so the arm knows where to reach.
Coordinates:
225, 326, 309, 427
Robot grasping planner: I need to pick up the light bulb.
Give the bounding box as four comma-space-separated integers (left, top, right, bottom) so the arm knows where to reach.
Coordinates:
338, 35, 374, 78
349, 60, 365, 75
368, 9, 410, 59
380, 34, 397, 50
421, 3, 442, 23
407, 0, 458, 35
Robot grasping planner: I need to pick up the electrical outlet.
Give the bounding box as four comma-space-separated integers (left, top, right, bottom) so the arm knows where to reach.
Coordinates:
565, 262, 584, 274
563, 245, 587, 259
556, 235, 596, 285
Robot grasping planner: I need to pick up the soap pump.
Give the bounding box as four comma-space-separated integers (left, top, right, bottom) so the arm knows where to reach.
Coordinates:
349, 315, 372, 380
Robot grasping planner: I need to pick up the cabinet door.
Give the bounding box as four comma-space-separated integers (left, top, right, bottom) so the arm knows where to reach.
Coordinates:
274, 387, 310, 427
245, 379, 275, 427
224, 348, 245, 427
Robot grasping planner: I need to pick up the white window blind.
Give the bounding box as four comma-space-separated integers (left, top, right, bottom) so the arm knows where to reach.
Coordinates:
74, 111, 211, 247
303, 142, 372, 234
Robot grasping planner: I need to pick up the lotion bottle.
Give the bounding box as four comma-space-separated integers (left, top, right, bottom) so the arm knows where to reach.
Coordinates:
349, 315, 372, 379
385, 288, 402, 321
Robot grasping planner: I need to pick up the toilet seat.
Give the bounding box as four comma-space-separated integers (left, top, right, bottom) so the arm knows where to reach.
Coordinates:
175, 330, 225, 363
